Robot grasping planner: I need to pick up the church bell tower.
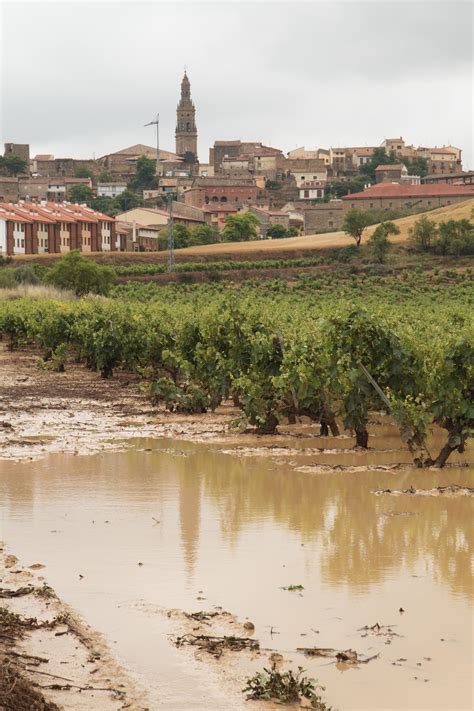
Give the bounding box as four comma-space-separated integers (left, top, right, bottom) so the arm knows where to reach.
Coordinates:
175, 71, 198, 161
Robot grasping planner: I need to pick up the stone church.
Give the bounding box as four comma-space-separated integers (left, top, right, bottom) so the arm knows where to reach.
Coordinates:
175, 71, 198, 163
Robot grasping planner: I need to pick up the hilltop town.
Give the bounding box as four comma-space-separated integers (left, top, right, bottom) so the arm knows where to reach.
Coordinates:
0, 71, 472, 255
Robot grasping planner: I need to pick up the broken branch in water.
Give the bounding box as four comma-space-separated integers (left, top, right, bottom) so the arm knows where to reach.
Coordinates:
0, 586, 34, 598
174, 633, 259, 658
297, 646, 380, 665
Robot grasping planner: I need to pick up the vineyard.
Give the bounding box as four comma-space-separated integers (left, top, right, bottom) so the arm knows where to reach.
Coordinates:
0, 272, 472, 469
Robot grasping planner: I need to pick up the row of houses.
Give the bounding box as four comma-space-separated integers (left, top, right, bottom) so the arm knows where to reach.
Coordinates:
0, 201, 123, 256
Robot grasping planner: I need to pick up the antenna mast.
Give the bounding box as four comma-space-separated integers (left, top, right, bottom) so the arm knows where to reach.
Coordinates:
144, 113, 160, 189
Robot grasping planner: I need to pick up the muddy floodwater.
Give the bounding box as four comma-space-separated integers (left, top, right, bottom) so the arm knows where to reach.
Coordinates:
0, 433, 472, 710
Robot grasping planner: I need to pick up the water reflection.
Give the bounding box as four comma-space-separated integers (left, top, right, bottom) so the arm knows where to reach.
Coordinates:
0, 438, 472, 601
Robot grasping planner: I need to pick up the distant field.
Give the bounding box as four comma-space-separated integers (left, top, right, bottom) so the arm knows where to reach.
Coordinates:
13, 198, 474, 266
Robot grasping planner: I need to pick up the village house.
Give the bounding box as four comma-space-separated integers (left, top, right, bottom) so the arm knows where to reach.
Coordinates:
247, 206, 290, 236
203, 204, 238, 231
299, 180, 326, 200
375, 164, 420, 185
0, 201, 117, 255
97, 182, 127, 199
183, 177, 263, 209
18, 177, 93, 202
284, 158, 328, 187
115, 204, 205, 233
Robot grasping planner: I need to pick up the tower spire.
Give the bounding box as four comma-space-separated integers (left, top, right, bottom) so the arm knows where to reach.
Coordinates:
175, 71, 197, 161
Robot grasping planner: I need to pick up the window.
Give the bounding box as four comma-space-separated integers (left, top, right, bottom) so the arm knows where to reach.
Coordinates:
328, 221, 333, 227
370, 203, 374, 208
301, 176, 305, 180
304, 190, 309, 198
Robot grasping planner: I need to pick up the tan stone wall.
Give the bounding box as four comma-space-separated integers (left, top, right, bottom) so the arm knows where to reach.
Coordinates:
343, 194, 470, 213
303, 204, 344, 234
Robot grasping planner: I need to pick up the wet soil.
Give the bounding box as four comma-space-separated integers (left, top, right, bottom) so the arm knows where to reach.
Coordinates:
0, 546, 147, 710
0, 344, 232, 461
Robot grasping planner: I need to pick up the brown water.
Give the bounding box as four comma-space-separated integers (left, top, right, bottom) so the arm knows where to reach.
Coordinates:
0, 434, 472, 710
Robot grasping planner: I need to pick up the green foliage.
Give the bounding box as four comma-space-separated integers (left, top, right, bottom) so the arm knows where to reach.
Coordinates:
90, 196, 118, 216
129, 155, 157, 191
326, 175, 367, 198
434, 219, 474, 256
68, 184, 94, 205
114, 189, 143, 212
342, 209, 373, 246
222, 213, 259, 242
0, 271, 472, 465
46, 251, 116, 296
359, 147, 397, 181
0, 154, 27, 176
243, 667, 330, 709
98, 169, 113, 182
73, 165, 94, 179
266, 223, 289, 239
0, 270, 16, 288
409, 215, 438, 251
402, 156, 429, 178
368, 221, 400, 263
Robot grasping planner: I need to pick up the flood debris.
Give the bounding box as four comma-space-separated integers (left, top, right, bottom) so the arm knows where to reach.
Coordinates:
297, 645, 380, 665
174, 633, 259, 659
0, 586, 34, 598
184, 610, 220, 624
243, 666, 331, 709
281, 584, 304, 592
358, 622, 401, 642
373, 484, 474, 497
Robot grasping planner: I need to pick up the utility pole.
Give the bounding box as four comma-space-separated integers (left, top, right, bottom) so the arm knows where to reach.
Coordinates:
167, 193, 174, 272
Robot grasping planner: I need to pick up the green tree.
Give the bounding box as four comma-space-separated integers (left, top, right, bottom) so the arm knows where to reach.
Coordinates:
74, 165, 94, 179
46, 251, 116, 296
408, 215, 438, 251
68, 184, 94, 205
342, 208, 373, 247
187, 225, 219, 246
368, 221, 400, 263
91, 196, 118, 216
359, 148, 397, 182
326, 175, 367, 199
98, 169, 113, 182
130, 155, 157, 191
0, 154, 28, 176
434, 219, 474, 256
172, 223, 191, 249
113, 189, 143, 213
266, 223, 288, 239
402, 156, 429, 178
222, 213, 259, 242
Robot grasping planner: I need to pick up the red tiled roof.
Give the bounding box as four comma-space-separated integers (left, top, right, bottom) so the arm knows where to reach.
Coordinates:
342, 183, 474, 199
375, 164, 405, 171
429, 148, 458, 155
0, 203, 32, 223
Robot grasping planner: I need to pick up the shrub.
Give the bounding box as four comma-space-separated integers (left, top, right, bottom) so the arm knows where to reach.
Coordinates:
46, 251, 116, 296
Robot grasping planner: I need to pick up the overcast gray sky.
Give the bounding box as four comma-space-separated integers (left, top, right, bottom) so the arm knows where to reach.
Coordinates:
1, 0, 473, 167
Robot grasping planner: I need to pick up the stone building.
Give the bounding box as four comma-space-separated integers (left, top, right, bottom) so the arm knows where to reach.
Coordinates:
4, 143, 30, 165
0, 177, 20, 202
247, 206, 290, 235
342, 183, 474, 212
183, 177, 263, 209
175, 71, 198, 161
98, 144, 179, 181
211, 141, 282, 175
18, 177, 93, 202
299, 180, 326, 200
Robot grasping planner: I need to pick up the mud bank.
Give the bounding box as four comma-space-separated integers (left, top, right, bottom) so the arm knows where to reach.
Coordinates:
0, 345, 232, 462
0, 545, 148, 710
